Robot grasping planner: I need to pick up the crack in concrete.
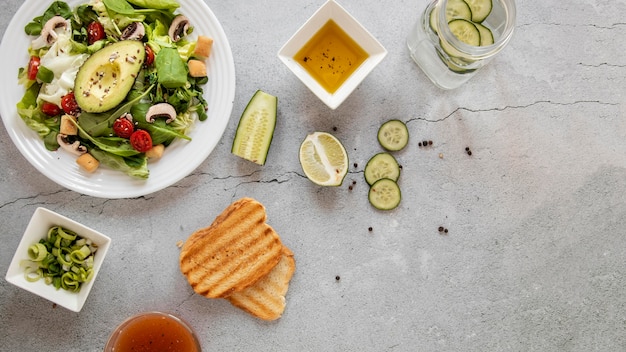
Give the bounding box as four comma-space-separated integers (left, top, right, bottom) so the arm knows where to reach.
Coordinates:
578, 62, 626, 68
409, 100, 619, 123
224, 171, 301, 190
0, 189, 74, 209
517, 22, 626, 30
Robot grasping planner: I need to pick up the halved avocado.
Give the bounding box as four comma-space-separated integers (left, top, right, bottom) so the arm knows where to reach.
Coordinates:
74, 40, 145, 113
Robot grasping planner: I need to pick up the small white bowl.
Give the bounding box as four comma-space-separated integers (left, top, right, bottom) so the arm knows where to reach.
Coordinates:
5, 207, 111, 312
278, 0, 387, 109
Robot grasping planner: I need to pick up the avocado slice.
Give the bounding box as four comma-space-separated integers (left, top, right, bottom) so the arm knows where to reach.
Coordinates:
74, 40, 145, 113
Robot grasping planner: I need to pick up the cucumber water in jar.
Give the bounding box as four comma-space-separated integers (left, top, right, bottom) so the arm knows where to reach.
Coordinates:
407, 0, 516, 89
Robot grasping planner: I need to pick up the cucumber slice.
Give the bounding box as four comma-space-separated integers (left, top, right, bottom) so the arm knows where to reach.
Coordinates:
364, 152, 400, 186
474, 22, 494, 46
377, 120, 409, 151
231, 90, 277, 165
446, 0, 473, 21
429, 0, 472, 34
447, 19, 481, 46
429, 7, 439, 34
368, 178, 401, 210
464, 0, 493, 23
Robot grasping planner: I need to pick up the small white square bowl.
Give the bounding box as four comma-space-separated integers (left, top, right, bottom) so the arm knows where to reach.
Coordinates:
278, 0, 387, 109
5, 207, 111, 312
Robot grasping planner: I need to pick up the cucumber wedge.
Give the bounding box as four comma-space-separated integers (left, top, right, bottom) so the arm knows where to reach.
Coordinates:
464, 0, 493, 23
368, 178, 401, 210
231, 90, 277, 165
364, 152, 400, 186
378, 119, 409, 151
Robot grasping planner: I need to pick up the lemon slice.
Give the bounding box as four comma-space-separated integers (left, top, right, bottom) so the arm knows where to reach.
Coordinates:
299, 132, 349, 186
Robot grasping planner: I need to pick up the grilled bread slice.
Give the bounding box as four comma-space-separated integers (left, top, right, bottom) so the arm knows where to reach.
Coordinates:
179, 198, 283, 298
227, 246, 296, 320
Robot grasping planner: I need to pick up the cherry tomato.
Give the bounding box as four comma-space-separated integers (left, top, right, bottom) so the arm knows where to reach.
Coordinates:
87, 21, 105, 45
144, 44, 155, 66
27, 56, 40, 80
61, 92, 80, 116
41, 102, 61, 116
112, 117, 135, 138
130, 130, 153, 153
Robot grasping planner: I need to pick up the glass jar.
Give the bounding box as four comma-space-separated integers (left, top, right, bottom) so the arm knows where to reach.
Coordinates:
407, 0, 516, 89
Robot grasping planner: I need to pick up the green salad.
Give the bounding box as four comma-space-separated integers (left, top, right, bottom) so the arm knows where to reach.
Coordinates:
17, 0, 211, 179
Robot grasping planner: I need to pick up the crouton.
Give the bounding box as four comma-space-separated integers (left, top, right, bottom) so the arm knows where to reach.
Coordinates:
194, 35, 213, 60
188, 60, 207, 77
145, 144, 165, 159
76, 153, 99, 173
60, 114, 78, 135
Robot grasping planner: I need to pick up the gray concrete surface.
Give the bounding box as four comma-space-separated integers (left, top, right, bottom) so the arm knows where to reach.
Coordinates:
1, 0, 625, 351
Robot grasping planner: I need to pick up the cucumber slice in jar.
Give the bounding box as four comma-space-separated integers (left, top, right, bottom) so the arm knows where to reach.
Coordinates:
474, 22, 494, 46
447, 19, 481, 46
429, 0, 472, 34
446, 0, 473, 21
364, 152, 400, 186
368, 178, 401, 210
463, 0, 493, 23
377, 119, 409, 151
231, 90, 277, 165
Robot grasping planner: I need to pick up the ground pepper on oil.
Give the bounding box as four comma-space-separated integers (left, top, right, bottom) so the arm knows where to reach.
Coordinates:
295, 20, 368, 93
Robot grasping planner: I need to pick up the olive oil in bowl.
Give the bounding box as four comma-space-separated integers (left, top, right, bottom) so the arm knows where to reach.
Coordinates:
295, 20, 368, 94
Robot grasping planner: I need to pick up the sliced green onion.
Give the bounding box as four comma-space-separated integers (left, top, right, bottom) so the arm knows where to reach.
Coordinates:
24, 266, 42, 282
57, 253, 72, 267
21, 225, 97, 293
57, 226, 77, 241
27, 243, 48, 261
69, 245, 91, 264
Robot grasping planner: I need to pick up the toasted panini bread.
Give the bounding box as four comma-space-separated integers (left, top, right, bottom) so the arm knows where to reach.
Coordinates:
179, 198, 283, 298
227, 246, 296, 320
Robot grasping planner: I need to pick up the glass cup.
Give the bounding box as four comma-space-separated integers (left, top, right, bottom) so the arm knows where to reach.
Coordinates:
104, 311, 201, 352
407, 0, 516, 89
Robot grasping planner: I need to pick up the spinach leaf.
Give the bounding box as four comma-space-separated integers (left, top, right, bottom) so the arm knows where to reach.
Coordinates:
24, 1, 72, 35
91, 136, 140, 157
127, 0, 179, 10
102, 0, 137, 15
155, 47, 188, 88
73, 119, 140, 157
78, 86, 154, 137
131, 103, 191, 145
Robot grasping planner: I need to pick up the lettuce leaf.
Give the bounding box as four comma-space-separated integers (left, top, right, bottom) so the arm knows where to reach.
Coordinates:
90, 148, 149, 179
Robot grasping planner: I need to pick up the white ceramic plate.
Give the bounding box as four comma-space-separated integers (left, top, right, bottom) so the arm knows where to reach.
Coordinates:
5, 207, 112, 312
0, 0, 235, 198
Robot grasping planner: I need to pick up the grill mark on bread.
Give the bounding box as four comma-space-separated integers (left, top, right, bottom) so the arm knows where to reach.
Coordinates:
194, 226, 281, 297
179, 198, 284, 298
227, 247, 295, 320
